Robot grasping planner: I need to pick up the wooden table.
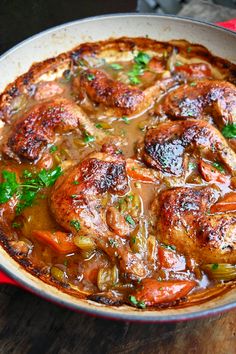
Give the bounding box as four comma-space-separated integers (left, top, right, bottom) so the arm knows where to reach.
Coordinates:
0, 284, 235, 354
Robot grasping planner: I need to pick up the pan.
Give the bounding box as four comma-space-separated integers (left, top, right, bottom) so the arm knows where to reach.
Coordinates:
0, 14, 235, 322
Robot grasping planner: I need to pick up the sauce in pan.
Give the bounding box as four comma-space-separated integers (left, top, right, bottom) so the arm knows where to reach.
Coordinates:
0, 37, 235, 309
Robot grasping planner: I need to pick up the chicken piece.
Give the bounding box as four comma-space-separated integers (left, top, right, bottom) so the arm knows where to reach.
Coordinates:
156, 80, 236, 128
72, 68, 175, 117
139, 119, 236, 177
4, 97, 105, 162
155, 186, 236, 263
50, 145, 147, 278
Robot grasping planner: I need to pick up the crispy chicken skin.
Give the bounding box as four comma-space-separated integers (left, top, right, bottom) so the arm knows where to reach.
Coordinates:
4, 97, 104, 162
140, 119, 236, 176
156, 80, 236, 128
50, 146, 129, 234
73, 68, 144, 116
50, 145, 147, 278
155, 186, 236, 263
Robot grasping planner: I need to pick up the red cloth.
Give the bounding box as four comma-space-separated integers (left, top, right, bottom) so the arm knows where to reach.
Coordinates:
216, 18, 236, 31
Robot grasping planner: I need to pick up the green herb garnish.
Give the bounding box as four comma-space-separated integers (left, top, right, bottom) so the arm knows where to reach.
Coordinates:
129, 295, 146, 309
134, 52, 151, 66
70, 220, 81, 231
122, 116, 130, 124
175, 61, 183, 67
125, 215, 136, 227
83, 132, 95, 144
212, 263, 219, 270
0, 166, 62, 214
127, 51, 151, 85
190, 82, 197, 87
212, 162, 224, 173
12, 222, 22, 229
87, 73, 95, 81
110, 63, 123, 70
49, 145, 58, 154
222, 123, 236, 139
109, 238, 118, 248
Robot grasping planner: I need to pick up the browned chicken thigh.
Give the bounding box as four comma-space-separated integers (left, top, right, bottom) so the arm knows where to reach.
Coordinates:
139, 119, 236, 176
50, 145, 147, 278
4, 97, 104, 162
155, 186, 236, 264
156, 80, 236, 128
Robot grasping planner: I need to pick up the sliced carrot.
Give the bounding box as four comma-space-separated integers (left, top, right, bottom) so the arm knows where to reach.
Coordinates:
134, 278, 196, 306
211, 192, 236, 213
158, 246, 186, 271
199, 160, 229, 184
32, 230, 77, 254
126, 159, 157, 182
175, 63, 211, 78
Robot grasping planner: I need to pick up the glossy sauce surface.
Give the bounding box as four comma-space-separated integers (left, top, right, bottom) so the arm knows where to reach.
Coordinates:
0, 37, 235, 309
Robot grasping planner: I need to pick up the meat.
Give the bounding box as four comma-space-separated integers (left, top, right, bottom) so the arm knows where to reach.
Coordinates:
72, 68, 175, 117
139, 119, 236, 176
175, 63, 212, 80
155, 186, 236, 263
157, 80, 236, 128
50, 145, 147, 278
73, 68, 144, 116
4, 98, 105, 162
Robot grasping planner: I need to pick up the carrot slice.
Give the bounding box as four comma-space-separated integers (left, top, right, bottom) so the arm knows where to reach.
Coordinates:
32, 230, 77, 254
158, 246, 186, 271
199, 160, 228, 184
211, 192, 236, 213
175, 63, 211, 78
134, 278, 196, 306
126, 159, 157, 182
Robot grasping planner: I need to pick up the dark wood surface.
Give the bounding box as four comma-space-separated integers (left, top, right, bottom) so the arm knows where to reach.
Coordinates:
0, 284, 235, 354
0, 2, 236, 353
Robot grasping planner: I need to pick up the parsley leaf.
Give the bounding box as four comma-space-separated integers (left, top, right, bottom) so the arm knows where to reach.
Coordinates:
83, 132, 95, 144
70, 220, 81, 231
125, 215, 136, 227
222, 123, 236, 139
212, 162, 224, 173
0, 166, 62, 214
129, 295, 146, 309
134, 52, 151, 66
110, 63, 123, 70
49, 145, 58, 154
0, 171, 18, 204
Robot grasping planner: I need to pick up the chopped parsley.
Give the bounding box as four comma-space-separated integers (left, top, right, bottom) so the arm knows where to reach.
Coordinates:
73, 180, 80, 185
83, 132, 95, 144
222, 123, 236, 139
125, 215, 136, 227
134, 52, 151, 66
162, 244, 176, 251
12, 221, 22, 229
109, 238, 118, 248
187, 46, 192, 53
122, 116, 130, 124
189, 82, 197, 87
212, 263, 219, 270
128, 51, 151, 85
87, 73, 95, 81
0, 166, 62, 214
110, 63, 123, 70
70, 220, 81, 231
212, 162, 224, 173
49, 145, 58, 154
129, 295, 146, 309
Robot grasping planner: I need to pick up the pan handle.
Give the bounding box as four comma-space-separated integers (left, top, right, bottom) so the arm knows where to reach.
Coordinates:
0, 270, 18, 285
216, 18, 236, 31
